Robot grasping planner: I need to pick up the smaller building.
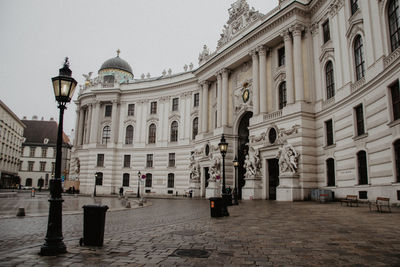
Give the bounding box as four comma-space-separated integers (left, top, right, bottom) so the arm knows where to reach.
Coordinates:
19, 116, 72, 189
0, 100, 25, 188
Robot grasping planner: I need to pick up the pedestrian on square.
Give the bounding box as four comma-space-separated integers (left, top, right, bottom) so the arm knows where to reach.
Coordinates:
119, 187, 123, 197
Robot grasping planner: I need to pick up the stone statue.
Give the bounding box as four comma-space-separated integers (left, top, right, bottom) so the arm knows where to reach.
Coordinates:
189, 154, 200, 181
198, 45, 210, 65
275, 125, 300, 174
82, 72, 93, 87
209, 155, 221, 181
244, 154, 256, 179
276, 144, 299, 173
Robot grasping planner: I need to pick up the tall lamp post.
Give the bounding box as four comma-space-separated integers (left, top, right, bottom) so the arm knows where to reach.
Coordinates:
40, 58, 77, 256
218, 134, 229, 216
233, 156, 239, 205
137, 171, 141, 198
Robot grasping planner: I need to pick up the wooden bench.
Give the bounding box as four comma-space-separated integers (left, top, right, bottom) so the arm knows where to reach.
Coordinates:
340, 195, 358, 207
369, 197, 391, 213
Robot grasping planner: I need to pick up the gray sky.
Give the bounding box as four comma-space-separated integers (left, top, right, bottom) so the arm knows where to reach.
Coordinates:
0, 0, 277, 137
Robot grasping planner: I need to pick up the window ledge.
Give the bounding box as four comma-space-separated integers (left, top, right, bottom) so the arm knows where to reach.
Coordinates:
354, 184, 371, 187
353, 133, 368, 141
323, 144, 336, 150
387, 119, 400, 128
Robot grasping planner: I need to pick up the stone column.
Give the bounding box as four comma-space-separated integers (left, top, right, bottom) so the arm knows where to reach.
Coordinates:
292, 24, 304, 102
74, 106, 80, 146
221, 69, 229, 127
250, 50, 260, 115
201, 81, 209, 133
110, 100, 118, 144
258, 46, 268, 113
85, 104, 92, 144
216, 72, 222, 128
89, 101, 100, 144
77, 108, 85, 146
282, 29, 294, 105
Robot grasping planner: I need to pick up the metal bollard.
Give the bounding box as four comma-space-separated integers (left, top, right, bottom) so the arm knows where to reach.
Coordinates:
31, 188, 35, 197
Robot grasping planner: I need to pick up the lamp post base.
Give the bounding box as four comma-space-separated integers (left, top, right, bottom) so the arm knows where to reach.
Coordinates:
40, 241, 66, 256
233, 188, 239, 205
221, 193, 230, 216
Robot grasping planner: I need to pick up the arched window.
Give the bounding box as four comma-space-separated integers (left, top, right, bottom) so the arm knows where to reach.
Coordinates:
37, 178, 44, 187
192, 117, 199, 140
102, 126, 111, 144
354, 35, 365, 81
170, 121, 178, 142
325, 61, 335, 99
123, 173, 130, 187
145, 173, 152, 187
125, 125, 133, 144
95, 172, 103, 186
168, 173, 174, 188
25, 178, 32, 186
394, 139, 400, 183
389, 0, 400, 51
278, 81, 287, 110
148, 124, 156, 144
326, 158, 335, 187
357, 151, 368, 185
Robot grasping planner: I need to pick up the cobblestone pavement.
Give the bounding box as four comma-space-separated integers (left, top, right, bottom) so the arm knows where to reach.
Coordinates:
0, 196, 399, 266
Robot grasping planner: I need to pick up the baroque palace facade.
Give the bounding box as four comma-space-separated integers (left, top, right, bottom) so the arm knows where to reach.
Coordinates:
72, 0, 400, 202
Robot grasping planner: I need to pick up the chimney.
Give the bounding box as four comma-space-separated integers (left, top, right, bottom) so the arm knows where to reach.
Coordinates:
50, 117, 54, 121
32, 115, 38, 120
22, 116, 27, 120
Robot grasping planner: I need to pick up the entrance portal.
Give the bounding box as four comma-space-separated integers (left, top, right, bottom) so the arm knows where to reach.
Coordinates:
267, 159, 279, 200
237, 112, 253, 199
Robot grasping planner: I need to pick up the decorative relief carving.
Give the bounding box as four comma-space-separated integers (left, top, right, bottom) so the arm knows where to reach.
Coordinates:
329, 0, 344, 17
189, 154, 201, 182
217, 0, 263, 49
310, 23, 319, 36
263, 110, 282, 121
234, 80, 253, 113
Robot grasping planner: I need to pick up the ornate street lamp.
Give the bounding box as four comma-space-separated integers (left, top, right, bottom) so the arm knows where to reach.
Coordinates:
40, 58, 77, 256
233, 156, 239, 205
137, 171, 141, 198
218, 134, 229, 216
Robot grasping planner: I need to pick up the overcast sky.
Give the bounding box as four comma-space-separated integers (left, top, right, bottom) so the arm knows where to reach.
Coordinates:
0, 0, 277, 137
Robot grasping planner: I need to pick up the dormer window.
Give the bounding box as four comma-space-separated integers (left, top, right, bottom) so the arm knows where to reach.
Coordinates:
104, 75, 115, 84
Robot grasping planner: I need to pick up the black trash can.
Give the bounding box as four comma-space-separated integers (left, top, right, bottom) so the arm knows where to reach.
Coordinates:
80, 204, 109, 246
209, 197, 223, 217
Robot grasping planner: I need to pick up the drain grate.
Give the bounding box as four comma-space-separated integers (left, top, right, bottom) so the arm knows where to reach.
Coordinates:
170, 249, 210, 258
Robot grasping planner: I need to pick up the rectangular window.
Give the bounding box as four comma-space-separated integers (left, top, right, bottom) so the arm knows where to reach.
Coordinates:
391, 81, 400, 121
278, 47, 285, 67
169, 153, 175, 167
127, 104, 135, 116
355, 104, 365, 136
30, 147, 36, 157
150, 101, 157, 114
97, 154, 104, 167
123, 155, 131, 168
42, 148, 47, 158
350, 0, 359, 15
168, 173, 174, 188
325, 119, 334, 146
28, 161, 34, 171
194, 93, 200, 107
146, 154, 153, 168
40, 161, 46, 172
105, 105, 112, 117
323, 20, 330, 43
215, 111, 218, 128
172, 98, 179, 111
